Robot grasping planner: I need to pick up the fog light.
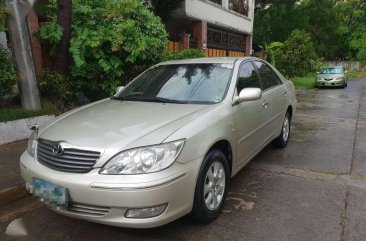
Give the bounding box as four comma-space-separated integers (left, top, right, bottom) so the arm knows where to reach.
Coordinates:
125, 204, 167, 218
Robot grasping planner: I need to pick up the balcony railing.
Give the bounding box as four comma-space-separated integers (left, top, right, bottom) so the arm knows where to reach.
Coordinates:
229, 0, 249, 16
207, 0, 222, 5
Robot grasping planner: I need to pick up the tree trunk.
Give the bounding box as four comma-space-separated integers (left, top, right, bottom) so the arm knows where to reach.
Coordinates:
54, 0, 72, 75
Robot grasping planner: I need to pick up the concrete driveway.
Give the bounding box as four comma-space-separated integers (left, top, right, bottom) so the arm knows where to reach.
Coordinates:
1, 79, 366, 241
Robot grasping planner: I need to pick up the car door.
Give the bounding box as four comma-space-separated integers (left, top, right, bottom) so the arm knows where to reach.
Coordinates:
232, 61, 268, 168
253, 60, 287, 141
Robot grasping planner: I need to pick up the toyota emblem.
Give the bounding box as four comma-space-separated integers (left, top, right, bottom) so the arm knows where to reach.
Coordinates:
52, 144, 64, 156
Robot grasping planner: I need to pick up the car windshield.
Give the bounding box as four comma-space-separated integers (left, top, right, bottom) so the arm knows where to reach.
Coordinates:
320, 67, 343, 74
114, 63, 233, 104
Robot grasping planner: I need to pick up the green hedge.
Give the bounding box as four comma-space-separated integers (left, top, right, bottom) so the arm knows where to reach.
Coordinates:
0, 46, 17, 99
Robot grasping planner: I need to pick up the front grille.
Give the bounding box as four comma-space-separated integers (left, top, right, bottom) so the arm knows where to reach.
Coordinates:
36, 139, 101, 173
67, 203, 110, 217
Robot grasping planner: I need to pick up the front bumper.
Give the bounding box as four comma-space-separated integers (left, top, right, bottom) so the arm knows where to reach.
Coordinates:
315, 79, 345, 87
20, 151, 202, 228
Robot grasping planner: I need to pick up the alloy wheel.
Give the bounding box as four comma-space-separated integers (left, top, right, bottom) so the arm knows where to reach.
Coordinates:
203, 161, 226, 211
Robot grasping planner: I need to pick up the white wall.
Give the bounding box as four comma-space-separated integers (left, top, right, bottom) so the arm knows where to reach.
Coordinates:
185, 0, 254, 34
0, 32, 8, 49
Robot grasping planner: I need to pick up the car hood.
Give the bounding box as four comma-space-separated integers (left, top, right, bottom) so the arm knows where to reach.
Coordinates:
39, 99, 212, 153
317, 74, 344, 79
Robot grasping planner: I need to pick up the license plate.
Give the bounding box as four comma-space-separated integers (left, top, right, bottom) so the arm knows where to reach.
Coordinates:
325, 82, 331, 86
32, 178, 68, 207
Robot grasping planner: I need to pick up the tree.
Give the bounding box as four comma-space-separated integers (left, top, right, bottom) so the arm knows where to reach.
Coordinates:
53, 0, 72, 75
253, 0, 364, 60
276, 29, 318, 77
337, 0, 366, 58
37, 0, 168, 100
254, 0, 305, 45
299, 0, 345, 59
264, 42, 284, 67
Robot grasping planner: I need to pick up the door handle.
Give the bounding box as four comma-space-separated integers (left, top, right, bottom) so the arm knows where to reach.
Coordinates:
282, 90, 287, 96
262, 101, 269, 109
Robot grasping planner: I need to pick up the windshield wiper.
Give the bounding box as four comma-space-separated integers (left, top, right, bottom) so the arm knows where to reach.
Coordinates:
150, 97, 189, 104
111, 95, 189, 104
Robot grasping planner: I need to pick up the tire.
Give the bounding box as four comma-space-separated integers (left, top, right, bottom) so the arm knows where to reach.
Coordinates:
191, 149, 229, 223
272, 111, 291, 148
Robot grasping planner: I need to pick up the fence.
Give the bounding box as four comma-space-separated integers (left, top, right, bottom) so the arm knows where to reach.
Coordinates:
206, 48, 245, 57
325, 61, 364, 71
166, 42, 246, 57
167, 41, 180, 53
228, 50, 245, 57
206, 48, 226, 57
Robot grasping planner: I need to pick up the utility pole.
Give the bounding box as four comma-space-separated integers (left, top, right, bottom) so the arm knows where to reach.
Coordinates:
6, 0, 41, 110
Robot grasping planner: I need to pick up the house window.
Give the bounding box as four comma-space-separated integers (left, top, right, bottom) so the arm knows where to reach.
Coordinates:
229, 0, 249, 16
207, 28, 246, 52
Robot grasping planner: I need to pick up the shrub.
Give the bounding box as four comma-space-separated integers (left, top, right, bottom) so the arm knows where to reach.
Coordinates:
0, 2, 8, 32
37, 0, 168, 100
162, 48, 205, 61
38, 70, 74, 110
0, 46, 17, 99
276, 29, 318, 77
36, 21, 63, 56
357, 48, 366, 65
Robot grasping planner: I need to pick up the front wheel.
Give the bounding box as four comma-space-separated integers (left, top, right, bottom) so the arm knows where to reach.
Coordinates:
191, 150, 229, 223
272, 111, 291, 148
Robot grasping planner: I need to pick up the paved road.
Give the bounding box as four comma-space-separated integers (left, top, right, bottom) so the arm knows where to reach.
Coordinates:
1, 80, 366, 241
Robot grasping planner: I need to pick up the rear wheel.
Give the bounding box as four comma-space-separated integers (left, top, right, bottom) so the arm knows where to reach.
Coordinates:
191, 150, 229, 223
272, 111, 291, 148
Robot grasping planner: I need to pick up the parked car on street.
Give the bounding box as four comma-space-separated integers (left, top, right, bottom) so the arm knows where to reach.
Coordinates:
315, 66, 348, 88
20, 57, 297, 228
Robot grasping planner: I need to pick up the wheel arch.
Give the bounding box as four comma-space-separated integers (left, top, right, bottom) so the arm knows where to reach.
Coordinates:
205, 139, 233, 176
287, 105, 293, 120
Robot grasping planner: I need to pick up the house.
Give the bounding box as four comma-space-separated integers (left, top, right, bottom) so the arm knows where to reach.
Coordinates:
166, 0, 255, 57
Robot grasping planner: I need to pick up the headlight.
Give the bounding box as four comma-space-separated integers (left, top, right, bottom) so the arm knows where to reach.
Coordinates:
100, 140, 185, 175
316, 77, 322, 80
336, 77, 344, 80
27, 130, 38, 157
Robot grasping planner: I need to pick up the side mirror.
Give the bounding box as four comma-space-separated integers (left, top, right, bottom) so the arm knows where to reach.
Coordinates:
234, 88, 262, 105
316, 71, 320, 74
115, 86, 125, 94
344, 70, 348, 74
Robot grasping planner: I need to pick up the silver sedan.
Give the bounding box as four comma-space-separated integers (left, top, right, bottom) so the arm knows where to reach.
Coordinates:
20, 57, 297, 228
315, 66, 348, 88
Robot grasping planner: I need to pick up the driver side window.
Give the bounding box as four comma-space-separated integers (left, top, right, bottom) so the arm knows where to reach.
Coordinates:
237, 62, 262, 94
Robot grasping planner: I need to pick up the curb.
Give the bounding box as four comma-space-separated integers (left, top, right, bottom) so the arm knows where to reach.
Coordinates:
0, 185, 29, 206
0, 115, 55, 145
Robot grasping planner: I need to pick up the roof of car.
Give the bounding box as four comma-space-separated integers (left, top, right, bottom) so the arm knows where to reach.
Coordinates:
159, 57, 255, 65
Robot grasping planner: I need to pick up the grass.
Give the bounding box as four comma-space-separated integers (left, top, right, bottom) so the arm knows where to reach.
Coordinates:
347, 69, 366, 79
290, 70, 366, 90
290, 72, 317, 90
0, 101, 57, 123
